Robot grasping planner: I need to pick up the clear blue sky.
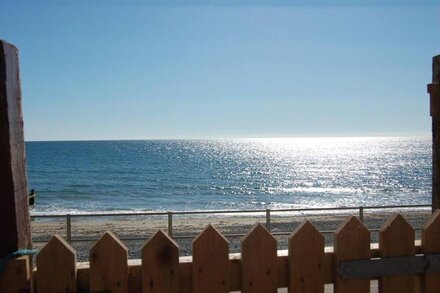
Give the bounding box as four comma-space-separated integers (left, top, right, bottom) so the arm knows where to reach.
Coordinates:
1, 0, 439, 140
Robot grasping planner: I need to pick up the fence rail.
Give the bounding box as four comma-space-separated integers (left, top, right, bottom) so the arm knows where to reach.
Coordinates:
30, 204, 431, 244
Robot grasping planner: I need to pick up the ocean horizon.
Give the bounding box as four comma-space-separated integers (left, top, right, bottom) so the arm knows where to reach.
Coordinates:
26, 136, 432, 216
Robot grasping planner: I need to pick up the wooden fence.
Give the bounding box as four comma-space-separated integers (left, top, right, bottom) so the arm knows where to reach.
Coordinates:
2, 211, 440, 292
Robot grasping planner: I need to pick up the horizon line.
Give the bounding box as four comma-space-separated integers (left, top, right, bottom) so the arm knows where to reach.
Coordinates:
25, 133, 431, 142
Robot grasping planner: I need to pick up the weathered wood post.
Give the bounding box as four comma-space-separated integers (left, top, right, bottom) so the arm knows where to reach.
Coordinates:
0, 40, 32, 291
429, 55, 440, 212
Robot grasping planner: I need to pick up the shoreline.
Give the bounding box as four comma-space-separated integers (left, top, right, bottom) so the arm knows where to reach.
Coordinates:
31, 209, 432, 261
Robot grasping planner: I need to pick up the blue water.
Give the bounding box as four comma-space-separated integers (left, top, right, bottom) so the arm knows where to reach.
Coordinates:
26, 137, 431, 215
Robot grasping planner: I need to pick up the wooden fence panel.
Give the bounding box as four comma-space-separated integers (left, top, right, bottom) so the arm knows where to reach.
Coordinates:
379, 214, 415, 293
242, 223, 277, 293
90, 231, 128, 293
192, 224, 229, 293
142, 230, 179, 293
31, 213, 440, 293
422, 209, 440, 293
288, 220, 324, 293
334, 216, 370, 293
36, 235, 77, 293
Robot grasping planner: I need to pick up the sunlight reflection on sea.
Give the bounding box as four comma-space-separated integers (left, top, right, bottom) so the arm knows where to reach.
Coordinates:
27, 137, 431, 215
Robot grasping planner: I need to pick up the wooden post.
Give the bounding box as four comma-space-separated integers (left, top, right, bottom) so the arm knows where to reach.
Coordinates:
0, 39, 32, 292
0, 40, 31, 256
429, 54, 440, 212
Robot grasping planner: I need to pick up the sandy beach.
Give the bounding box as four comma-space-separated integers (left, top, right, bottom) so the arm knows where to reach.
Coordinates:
31, 209, 432, 261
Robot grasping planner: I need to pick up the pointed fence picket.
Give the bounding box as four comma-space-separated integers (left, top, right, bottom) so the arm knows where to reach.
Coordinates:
29, 212, 440, 293
192, 225, 230, 293
89, 231, 128, 293
288, 220, 325, 293
242, 223, 278, 293
379, 214, 416, 293
142, 230, 179, 293
334, 216, 370, 293
36, 235, 77, 293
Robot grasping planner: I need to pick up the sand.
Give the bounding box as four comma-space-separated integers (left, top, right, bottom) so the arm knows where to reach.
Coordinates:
30, 208, 432, 262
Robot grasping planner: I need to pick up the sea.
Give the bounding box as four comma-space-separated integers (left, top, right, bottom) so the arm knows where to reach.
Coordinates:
26, 137, 432, 216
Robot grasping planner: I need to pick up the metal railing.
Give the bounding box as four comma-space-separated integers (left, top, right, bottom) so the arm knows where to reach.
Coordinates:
30, 204, 431, 244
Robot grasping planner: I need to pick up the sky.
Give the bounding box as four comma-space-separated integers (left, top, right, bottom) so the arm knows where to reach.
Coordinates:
1, 0, 439, 141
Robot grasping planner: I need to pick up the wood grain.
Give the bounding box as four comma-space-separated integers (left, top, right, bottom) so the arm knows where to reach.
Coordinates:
142, 230, 179, 293
0, 40, 31, 257
289, 220, 324, 293
334, 216, 370, 293
90, 231, 128, 292
192, 224, 229, 293
242, 223, 277, 293
36, 235, 77, 293
379, 214, 415, 293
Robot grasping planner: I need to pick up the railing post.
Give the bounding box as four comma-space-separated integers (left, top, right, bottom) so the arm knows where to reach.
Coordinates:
66, 214, 71, 244
359, 206, 364, 223
429, 54, 440, 212
168, 211, 173, 237
266, 208, 271, 231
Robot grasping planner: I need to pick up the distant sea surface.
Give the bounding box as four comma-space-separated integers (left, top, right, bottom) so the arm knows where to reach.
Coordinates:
26, 137, 431, 215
